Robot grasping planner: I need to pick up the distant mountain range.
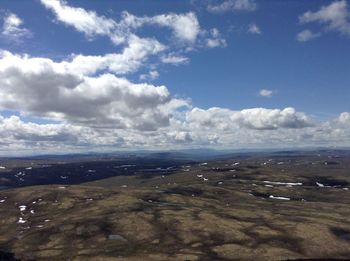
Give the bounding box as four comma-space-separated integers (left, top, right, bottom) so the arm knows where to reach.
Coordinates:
1, 147, 350, 161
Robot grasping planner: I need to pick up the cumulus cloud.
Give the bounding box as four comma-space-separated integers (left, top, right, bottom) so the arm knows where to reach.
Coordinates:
0, 114, 133, 154
299, 0, 350, 38
1, 13, 32, 41
40, 0, 121, 42
0, 116, 78, 143
296, 29, 321, 42
248, 23, 261, 34
40, 0, 226, 72
146, 12, 200, 43
40, 0, 207, 46
116, 11, 202, 44
338, 112, 350, 125
1, 108, 350, 154
2, 48, 346, 153
0, 1, 349, 154
63, 36, 165, 75
207, 0, 257, 13
186, 107, 313, 131
0, 51, 188, 131
259, 89, 274, 98
232, 108, 313, 129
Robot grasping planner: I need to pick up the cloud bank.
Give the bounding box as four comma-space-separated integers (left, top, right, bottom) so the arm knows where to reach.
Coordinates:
0, 0, 348, 154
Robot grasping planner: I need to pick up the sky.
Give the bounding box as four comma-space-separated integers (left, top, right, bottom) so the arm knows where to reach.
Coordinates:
0, 0, 349, 155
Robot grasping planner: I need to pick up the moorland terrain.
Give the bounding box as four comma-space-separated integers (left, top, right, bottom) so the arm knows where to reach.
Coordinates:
0, 150, 350, 260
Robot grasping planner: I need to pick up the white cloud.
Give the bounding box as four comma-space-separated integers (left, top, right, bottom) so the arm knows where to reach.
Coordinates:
149, 12, 200, 43
41, 0, 225, 52
1, 13, 32, 41
1, 106, 350, 153
41, 0, 202, 45
0, 51, 188, 131
259, 89, 274, 97
63, 35, 165, 75
40, 0, 121, 43
248, 23, 261, 34
117, 11, 202, 44
338, 112, 350, 125
1, 1, 349, 153
205, 28, 227, 48
186, 107, 313, 131
139, 70, 159, 81
299, 0, 350, 38
296, 29, 321, 42
0, 114, 131, 154
207, 0, 257, 13
161, 54, 189, 65
4, 49, 345, 153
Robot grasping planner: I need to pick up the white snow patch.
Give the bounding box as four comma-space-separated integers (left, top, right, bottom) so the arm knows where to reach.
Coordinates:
269, 195, 290, 201
114, 164, 136, 168
19, 205, 26, 211
17, 217, 26, 224
0, 166, 6, 169
263, 181, 302, 186
316, 182, 325, 187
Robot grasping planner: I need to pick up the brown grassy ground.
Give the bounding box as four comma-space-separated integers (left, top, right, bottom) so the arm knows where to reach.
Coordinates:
0, 156, 350, 260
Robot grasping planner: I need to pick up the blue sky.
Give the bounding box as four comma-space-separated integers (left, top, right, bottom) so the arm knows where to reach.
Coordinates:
0, 0, 349, 154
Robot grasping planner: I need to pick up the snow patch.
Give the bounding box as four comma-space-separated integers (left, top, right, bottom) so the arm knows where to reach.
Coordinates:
316, 182, 325, 187
19, 205, 26, 211
269, 195, 290, 201
17, 217, 26, 224
263, 181, 302, 186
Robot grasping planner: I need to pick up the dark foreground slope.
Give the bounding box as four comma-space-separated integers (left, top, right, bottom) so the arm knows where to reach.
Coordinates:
0, 153, 349, 260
